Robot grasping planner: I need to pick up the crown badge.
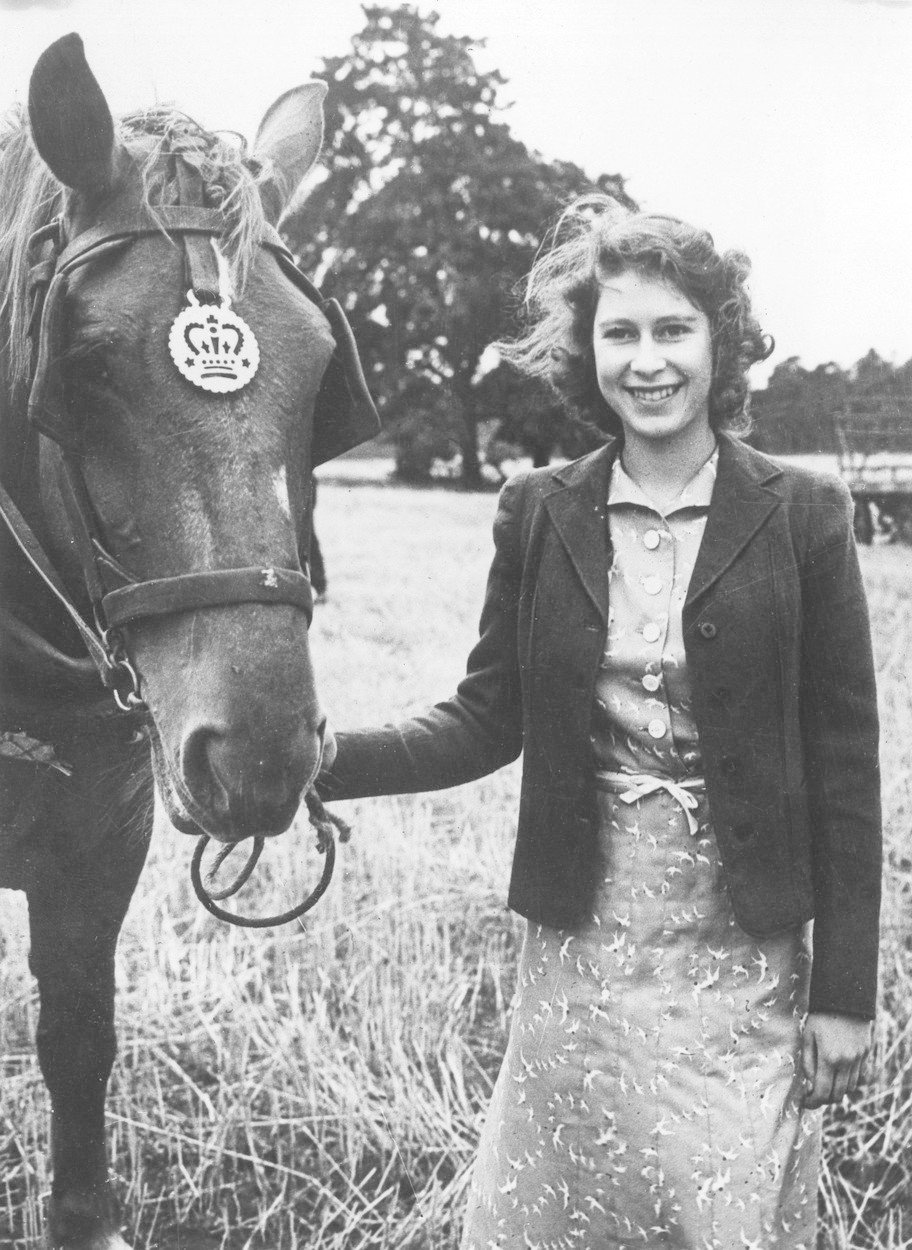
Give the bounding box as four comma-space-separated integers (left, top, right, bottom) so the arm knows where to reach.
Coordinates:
168, 291, 260, 394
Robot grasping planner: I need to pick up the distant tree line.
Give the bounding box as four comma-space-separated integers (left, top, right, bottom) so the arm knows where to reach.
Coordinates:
749, 350, 912, 458
749, 352, 912, 543
287, 5, 911, 486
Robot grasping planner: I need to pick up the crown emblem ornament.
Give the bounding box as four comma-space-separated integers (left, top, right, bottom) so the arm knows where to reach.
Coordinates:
168, 290, 260, 394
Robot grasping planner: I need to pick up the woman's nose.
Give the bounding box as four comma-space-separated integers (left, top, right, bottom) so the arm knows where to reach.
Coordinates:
630, 337, 666, 375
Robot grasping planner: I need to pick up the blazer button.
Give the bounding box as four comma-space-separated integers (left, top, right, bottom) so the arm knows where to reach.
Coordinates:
713, 686, 732, 705
698, 621, 718, 640
720, 755, 740, 777
732, 821, 755, 842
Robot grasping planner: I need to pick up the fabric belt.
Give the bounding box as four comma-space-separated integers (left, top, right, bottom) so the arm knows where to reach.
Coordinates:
596, 771, 706, 836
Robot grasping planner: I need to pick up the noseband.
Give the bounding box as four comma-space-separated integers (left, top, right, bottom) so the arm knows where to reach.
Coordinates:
0, 205, 362, 926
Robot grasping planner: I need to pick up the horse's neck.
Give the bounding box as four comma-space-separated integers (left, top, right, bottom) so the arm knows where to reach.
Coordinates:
0, 338, 26, 486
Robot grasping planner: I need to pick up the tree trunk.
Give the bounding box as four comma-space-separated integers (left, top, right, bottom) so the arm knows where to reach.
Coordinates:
457, 387, 483, 489
531, 440, 552, 469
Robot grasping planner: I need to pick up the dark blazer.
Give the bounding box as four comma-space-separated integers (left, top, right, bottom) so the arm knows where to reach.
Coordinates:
321, 434, 882, 1019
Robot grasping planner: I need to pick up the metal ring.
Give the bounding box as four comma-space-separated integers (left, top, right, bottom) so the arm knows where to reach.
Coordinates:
190, 832, 335, 928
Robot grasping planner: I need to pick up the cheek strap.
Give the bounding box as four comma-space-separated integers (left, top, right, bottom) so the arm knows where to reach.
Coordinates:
56, 455, 314, 631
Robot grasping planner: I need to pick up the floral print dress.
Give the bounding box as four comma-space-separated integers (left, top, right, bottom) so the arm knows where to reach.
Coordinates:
461, 451, 821, 1250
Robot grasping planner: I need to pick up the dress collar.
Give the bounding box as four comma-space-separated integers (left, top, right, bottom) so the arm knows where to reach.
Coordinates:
608, 446, 719, 517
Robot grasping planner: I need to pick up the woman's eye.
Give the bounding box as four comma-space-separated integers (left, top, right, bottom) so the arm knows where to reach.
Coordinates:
601, 327, 634, 342
658, 323, 690, 340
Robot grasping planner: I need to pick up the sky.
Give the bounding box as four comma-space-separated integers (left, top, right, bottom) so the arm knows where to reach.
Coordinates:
1, 0, 910, 385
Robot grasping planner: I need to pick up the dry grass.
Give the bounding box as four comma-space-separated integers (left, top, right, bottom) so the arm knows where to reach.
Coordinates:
1, 482, 910, 1249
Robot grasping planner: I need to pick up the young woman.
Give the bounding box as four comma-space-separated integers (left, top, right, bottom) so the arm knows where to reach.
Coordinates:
318, 197, 881, 1249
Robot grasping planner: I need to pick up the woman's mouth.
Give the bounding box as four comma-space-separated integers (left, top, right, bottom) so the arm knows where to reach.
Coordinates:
624, 382, 684, 403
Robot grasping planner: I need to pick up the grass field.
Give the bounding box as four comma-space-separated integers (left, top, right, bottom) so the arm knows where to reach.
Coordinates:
1, 481, 910, 1249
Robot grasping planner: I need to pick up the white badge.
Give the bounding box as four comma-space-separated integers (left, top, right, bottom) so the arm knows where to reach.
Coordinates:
168, 291, 260, 394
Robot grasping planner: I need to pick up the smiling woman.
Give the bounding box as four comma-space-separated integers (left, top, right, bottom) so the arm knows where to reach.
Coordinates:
592, 270, 715, 478
503, 198, 770, 440
318, 194, 882, 1249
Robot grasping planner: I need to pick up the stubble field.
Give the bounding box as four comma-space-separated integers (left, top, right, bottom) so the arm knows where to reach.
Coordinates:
1, 480, 910, 1249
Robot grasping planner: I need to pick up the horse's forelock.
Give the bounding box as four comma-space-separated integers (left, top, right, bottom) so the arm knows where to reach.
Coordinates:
121, 107, 268, 292
0, 105, 269, 394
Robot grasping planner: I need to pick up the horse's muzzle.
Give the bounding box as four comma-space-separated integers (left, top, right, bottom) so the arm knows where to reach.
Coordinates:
162, 716, 326, 841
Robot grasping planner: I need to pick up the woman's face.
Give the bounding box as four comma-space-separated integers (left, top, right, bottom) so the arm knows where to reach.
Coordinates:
593, 269, 714, 451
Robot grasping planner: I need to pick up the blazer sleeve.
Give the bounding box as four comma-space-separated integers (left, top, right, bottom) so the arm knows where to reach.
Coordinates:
799, 476, 882, 1019
317, 472, 527, 800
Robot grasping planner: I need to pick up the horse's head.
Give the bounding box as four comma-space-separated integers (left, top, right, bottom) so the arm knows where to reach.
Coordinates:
19, 35, 376, 842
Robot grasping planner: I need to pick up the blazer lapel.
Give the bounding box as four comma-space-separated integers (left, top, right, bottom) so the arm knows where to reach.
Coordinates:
686, 435, 783, 607
543, 442, 617, 624
541, 435, 782, 618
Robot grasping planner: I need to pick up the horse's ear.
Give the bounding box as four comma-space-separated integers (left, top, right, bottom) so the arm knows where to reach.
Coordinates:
252, 82, 327, 225
28, 34, 119, 196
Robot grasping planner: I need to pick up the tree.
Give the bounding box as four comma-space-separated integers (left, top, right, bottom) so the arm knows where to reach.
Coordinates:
749, 358, 848, 455
853, 348, 893, 390
749, 350, 912, 460
286, 4, 633, 485
476, 366, 603, 472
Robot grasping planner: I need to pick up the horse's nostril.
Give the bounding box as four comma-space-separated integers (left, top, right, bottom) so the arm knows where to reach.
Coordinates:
179, 721, 322, 836
180, 725, 226, 816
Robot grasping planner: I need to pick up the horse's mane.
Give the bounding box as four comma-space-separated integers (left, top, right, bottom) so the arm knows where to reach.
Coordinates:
0, 104, 268, 391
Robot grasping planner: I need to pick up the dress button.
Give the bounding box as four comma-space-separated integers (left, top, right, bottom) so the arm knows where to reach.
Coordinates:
643, 574, 663, 595
641, 673, 661, 692
698, 622, 717, 640
647, 718, 667, 739
643, 529, 661, 550
642, 622, 662, 643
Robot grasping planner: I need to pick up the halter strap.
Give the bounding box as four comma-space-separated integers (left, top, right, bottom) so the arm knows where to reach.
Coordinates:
6, 208, 321, 712
0, 476, 115, 682
34, 206, 291, 275
103, 566, 313, 628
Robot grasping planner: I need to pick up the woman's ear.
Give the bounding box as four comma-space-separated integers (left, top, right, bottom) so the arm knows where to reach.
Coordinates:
28, 33, 121, 197
252, 82, 328, 225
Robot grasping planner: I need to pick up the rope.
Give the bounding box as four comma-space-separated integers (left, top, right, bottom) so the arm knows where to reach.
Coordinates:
202, 836, 264, 900
190, 788, 351, 927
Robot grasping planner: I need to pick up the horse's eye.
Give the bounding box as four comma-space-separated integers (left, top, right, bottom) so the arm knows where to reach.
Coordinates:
69, 350, 112, 390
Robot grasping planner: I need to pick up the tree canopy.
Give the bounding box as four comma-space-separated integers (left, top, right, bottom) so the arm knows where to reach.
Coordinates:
285, 4, 633, 484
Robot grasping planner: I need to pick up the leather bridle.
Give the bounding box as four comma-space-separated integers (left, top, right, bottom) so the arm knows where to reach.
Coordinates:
12, 205, 333, 712
0, 203, 362, 926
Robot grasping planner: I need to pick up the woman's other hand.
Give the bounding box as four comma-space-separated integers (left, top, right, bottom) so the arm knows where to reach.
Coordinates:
801, 1012, 872, 1108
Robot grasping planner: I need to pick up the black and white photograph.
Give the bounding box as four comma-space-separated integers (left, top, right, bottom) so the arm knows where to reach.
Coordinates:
0, 2, 909, 1247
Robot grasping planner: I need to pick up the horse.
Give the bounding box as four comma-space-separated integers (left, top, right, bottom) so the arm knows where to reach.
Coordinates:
0, 34, 378, 1250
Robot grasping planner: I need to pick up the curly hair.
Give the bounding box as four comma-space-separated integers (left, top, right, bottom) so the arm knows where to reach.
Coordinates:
498, 194, 772, 439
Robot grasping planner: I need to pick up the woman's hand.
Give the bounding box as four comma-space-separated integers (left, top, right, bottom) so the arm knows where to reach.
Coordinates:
801, 1012, 872, 1108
